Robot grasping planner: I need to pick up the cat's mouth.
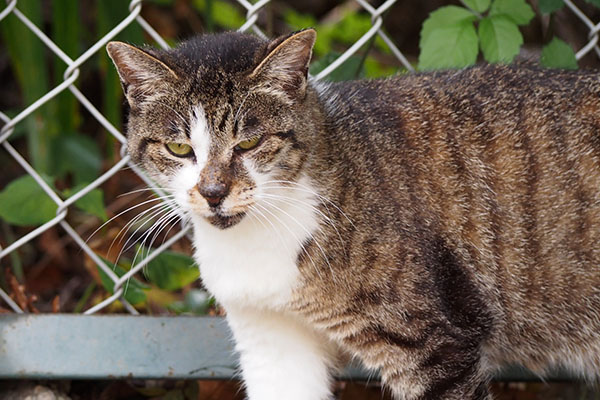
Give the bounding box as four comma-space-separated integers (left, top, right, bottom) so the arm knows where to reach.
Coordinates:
206, 212, 246, 229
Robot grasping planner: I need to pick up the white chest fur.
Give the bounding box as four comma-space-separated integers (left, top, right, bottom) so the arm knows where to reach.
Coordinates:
191, 179, 337, 400
190, 178, 321, 310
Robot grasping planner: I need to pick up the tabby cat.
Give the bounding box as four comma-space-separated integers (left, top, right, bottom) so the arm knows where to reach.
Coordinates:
106, 29, 600, 399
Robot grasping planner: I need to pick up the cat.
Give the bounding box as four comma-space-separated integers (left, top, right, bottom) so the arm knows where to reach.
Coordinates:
106, 29, 600, 400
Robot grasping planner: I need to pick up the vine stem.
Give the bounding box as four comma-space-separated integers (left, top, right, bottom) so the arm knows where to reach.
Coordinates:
459, 0, 484, 19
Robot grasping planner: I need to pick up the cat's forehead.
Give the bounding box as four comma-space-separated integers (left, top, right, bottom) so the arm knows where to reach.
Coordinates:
172, 32, 267, 77
163, 34, 268, 118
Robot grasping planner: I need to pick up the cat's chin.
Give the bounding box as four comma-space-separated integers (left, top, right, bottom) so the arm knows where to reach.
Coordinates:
205, 212, 246, 229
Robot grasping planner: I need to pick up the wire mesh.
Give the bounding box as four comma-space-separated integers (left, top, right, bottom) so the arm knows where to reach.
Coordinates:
1, 0, 600, 316
0, 0, 415, 314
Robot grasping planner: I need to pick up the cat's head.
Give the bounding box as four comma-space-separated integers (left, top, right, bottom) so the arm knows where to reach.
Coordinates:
107, 30, 317, 229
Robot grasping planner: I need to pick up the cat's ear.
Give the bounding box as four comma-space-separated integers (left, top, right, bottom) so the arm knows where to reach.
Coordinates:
249, 29, 316, 102
106, 41, 178, 105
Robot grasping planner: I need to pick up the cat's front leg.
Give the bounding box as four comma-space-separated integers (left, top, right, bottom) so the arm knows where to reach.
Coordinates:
225, 305, 337, 400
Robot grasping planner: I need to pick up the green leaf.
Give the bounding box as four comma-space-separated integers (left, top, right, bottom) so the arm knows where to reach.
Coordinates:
479, 16, 523, 63
539, 0, 565, 13
97, 258, 149, 305
143, 248, 199, 291
463, 0, 491, 12
418, 21, 479, 70
489, 0, 535, 25
585, 0, 600, 7
0, 176, 57, 226
420, 6, 478, 49
52, 134, 102, 184
63, 185, 108, 222
541, 37, 578, 69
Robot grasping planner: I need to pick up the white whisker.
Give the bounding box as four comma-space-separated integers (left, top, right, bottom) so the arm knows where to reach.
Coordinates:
260, 179, 355, 229
118, 187, 177, 197
86, 195, 173, 244
110, 201, 175, 267
258, 192, 347, 258
253, 202, 323, 280
144, 208, 182, 260
259, 198, 335, 281
247, 204, 294, 264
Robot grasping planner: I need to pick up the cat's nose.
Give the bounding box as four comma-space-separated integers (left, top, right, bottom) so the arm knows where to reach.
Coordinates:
197, 183, 229, 208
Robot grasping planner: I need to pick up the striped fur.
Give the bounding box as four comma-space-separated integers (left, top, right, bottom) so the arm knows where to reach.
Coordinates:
108, 31, 600, 399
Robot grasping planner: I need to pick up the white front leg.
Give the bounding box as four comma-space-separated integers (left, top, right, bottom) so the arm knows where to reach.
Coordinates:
226, 306, 336, 400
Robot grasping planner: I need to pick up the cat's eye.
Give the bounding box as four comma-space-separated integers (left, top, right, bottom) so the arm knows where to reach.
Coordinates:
166, 142, 194, 157
235, 136, 261, 152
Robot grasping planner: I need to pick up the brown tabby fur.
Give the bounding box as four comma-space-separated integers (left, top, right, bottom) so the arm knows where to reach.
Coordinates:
108, 30, 600, 399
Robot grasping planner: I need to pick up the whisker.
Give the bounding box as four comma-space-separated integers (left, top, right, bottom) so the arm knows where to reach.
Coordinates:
86, 195, 175, 244
112, 198, 176, 248
233, 91, 253, 126
260, 180, 356, 229
128, 207, 181, 285
258, 192, 348, 258
136, 210, 182, 283
247, 204, 294, 262
121, 201, 176, 254
259, 198, 335, 281
106, 203, 175, 297
254, 202, 323, 280
143, 208, 182, 260
110, 201, 175, 267
118, 187, 177, 197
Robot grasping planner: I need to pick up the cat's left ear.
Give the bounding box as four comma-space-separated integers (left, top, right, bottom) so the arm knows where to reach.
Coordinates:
249, 29, 316, 102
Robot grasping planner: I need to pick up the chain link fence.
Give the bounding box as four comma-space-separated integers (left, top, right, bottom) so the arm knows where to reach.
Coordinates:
0, 0, 416, 315
0, 0, 599, 317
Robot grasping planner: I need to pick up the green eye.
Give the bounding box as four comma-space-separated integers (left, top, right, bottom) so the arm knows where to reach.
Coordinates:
166, 143, 193, 157
235, 136, 261, 151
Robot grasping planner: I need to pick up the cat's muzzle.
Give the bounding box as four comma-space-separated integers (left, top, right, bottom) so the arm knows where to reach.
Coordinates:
206, 212, 246, 229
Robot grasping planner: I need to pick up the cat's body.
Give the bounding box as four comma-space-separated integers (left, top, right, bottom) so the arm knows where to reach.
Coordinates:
107, 30, 600, 399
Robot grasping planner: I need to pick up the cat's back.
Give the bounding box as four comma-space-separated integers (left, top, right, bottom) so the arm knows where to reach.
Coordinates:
320, 64, 600, 145
312, 64, 600, 374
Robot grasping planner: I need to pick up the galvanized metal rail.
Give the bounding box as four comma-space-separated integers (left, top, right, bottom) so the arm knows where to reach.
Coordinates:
0, 315, 571, 382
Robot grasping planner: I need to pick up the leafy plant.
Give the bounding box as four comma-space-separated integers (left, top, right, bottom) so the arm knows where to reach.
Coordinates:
0, 175, 107, 226
541, 37, 578, 69
537, 0, 581, 69
95, 248, 208, 314
97, 258, 150, 305
0, 176, 58, 226
419, 0, 534, 69
418, 0, 581, 70
143, 248, 199, 291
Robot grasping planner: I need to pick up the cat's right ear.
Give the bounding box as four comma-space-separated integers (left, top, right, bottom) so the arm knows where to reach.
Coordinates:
106, 42, 178, 105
